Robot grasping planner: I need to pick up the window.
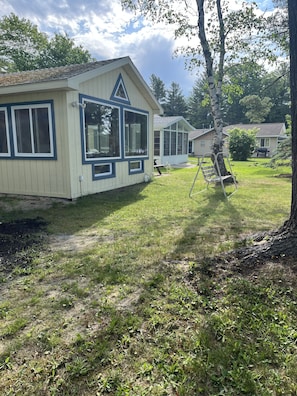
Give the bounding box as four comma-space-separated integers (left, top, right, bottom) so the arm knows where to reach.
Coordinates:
177, 132, 183, 155
154, 131, 160, 156
260, 138, 270, 148
84, 100, 120, 160
164, 130, 170, 156
0, 108, 10, 156
171, 131, 176, 155
93, 163, 114, 178
129, 160, 143, 173
183, 133, 188, 154
124, 110, 148, 157
12, 103, 54, 157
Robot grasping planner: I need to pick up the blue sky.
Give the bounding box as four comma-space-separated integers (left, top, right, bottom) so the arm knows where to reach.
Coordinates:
1, 0, 276, 96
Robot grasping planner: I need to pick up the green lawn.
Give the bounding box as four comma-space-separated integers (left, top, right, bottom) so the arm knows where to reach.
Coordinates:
0, 158, 296, 395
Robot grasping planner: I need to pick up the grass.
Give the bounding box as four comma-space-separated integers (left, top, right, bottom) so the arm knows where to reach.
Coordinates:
0, 158, 296, 395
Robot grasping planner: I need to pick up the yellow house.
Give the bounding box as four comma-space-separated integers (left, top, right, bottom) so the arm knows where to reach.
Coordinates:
0, 57, 162, 199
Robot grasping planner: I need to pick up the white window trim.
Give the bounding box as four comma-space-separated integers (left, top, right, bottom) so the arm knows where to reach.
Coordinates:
0, 107, 11, 157
11, 103, 54, 158
93, 163, 113, 178
129, 160, 143, 173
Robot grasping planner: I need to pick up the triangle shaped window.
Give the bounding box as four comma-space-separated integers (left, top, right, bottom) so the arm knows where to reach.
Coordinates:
111, 74, 130, 104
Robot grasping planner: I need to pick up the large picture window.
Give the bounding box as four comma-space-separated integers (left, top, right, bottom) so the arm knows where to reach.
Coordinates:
0, 108, 10, 156
12, 104, 54, 157
84, 100, 120, 160
124, 110, 148, 157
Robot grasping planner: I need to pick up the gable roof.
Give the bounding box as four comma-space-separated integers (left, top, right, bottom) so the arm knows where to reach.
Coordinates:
189, 128, 228, 140
154, 115, 195, 131
0, 56, 162, 113
224, 123, 286, 137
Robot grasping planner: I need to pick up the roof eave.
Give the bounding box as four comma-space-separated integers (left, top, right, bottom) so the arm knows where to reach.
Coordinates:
0, 79, 75, 95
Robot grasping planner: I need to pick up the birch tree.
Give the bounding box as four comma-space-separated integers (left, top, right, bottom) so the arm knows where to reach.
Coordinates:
122, 0, 273, 174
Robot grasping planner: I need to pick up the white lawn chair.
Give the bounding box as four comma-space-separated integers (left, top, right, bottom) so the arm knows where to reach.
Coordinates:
189, 152, 237, 199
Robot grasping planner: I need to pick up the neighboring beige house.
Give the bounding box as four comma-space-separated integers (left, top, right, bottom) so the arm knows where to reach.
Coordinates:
154, 115, 195, 165
189, 128, 229, 157
224, 123, 287, 157
0, 57, 162, 199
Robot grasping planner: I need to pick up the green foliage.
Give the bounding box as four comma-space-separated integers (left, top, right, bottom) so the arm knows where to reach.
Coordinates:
163, 81, 187, 117
149, 74, 166, 104
0, 13, 92, 72
240, 95, 273, 123
228, 127, 256, 160
187, 77, 212, 129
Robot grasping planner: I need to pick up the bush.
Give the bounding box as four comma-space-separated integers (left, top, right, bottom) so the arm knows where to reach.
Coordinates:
228, 128, 256, 161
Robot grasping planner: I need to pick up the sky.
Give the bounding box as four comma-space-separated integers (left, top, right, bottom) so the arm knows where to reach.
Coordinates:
0, 0, 276, 97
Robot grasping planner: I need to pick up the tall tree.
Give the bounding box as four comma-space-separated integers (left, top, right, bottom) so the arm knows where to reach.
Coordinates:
0, 13, 47, 71
163, 82, 187, 117
287, 0, 297, 230
240, 95, 273, 123
149, 74, 166, 104
38, 33, 91, 69
122, 0, 273, 174
187, 77, 211, 129
0, 13, 92, 72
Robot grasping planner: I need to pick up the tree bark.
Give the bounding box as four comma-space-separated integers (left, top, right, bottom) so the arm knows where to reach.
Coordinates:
286, 0, 297, 230
196, 0, 228, 175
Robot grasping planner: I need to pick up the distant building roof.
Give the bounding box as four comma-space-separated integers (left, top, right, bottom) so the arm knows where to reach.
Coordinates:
154, 115, 195, 131
224, 123, 286, 137
189, 128, 228, 141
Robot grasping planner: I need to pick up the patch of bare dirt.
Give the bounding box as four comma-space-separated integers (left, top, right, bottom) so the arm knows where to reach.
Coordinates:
0, 217, 48, 275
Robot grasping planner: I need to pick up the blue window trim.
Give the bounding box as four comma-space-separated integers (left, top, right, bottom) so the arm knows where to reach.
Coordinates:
92, 162, 116, 181
123, 108, 149, 160
0, 100, 57, 160
79, 93, 150, 182
80, 95, 122, 164
128, 159, 144, 175
0, 107, 11, 158
110, 73, 131, 105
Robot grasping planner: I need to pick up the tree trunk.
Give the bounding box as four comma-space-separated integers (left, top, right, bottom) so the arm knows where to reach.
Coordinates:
286, 0, 297, 230
196, 0, 228, 175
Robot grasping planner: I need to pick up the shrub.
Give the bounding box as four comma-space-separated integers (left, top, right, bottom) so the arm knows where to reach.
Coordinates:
228, 128, 256, 161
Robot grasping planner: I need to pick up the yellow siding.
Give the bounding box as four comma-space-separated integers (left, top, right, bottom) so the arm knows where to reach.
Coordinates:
0, 65, 156, 199
0, 91, 73, 198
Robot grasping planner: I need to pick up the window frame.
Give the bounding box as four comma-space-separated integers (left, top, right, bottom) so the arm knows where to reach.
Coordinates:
92, 162, 115, 180
129, 159, 143, 174
0, 107, 11, 157
82, 98, 121, 162
11, 102, 55, 158
124, 109, 148, 158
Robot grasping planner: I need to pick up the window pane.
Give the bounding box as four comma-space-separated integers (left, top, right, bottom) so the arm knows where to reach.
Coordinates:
32, 108, 51, 153
183, 133, 188, 154
154, 131, 160, 156
130, 160, 142, 171
0, 110, 8, 154
125, 111, 147, 156
164, 130, 170, 156
84, 102, 120, 159
171, 132, 176, 155
94, 163, 111, 176
177, 132, 183, 154
15, 109, 32, 153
